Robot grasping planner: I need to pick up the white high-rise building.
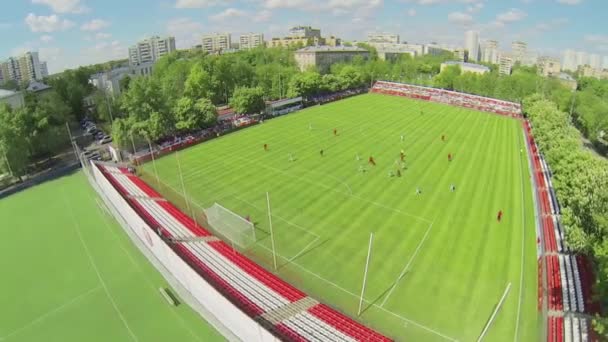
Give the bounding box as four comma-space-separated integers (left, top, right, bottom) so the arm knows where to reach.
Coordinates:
562, 49, 577, 71
0, 51, 46, 84
367, 32, 400, 44
603, 56, 608, 70
482, 40, 499, 64
201, 33, 232, 53
464, 30, 480, 62
589, 53, 601, 70
499, 53, 514, 76
239, 33, 264, 50
511, 41, 527, 63
576, 51, 588, 68
128, 36, 176, 66
40, 61, 48, 78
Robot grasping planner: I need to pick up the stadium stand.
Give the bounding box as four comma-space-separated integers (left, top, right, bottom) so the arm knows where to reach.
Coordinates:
371, 81, 522, 117
523, 121, 599, 342
96, 163, 391, 342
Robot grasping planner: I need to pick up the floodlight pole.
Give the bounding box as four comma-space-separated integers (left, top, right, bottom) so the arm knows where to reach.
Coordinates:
1, 145, 13, 177
266, 191, 277, 270
65, 122, 78, 160
175, 150, 191, 213
147, 136, 161, 188
358, 232, 374, 316
130, 133, 138, 166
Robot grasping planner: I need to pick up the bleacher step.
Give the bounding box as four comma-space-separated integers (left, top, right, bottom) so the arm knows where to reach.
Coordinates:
172, 236, 220, 243
259, 297, 319, 325
127, 194, 167, 202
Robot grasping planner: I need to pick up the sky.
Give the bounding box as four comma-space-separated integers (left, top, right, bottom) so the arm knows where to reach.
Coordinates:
1, 0, 607, 74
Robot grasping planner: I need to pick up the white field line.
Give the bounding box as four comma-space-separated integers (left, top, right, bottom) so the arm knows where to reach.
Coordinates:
288, 235, 321, 263
0, 285, 102, 341
514, 130, 528, 342
255, 243, 458, 342
62, 190, 139, 342
229, 153, 432, 224
306, 169, 353, 195
90, 190, 204, 342
150, 172, 449, 339
380, 220, 434, 308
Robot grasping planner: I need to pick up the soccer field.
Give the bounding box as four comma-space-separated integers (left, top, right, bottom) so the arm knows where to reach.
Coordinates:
0, 172, 223, 342
143, 93, 539, 341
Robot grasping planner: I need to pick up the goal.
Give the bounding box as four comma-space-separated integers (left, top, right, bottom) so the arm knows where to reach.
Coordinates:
204, 203, 256, 249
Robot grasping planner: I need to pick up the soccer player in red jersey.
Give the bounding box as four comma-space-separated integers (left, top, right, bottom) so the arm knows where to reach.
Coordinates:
497, 210, 503, 222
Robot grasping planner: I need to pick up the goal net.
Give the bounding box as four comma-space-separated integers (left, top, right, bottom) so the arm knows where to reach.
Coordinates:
204, 203, 256, 249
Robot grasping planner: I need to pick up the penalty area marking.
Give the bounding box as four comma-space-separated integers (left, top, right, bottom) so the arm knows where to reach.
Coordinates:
255, 242, 458, 342
380, 220, 434, 308
0, 285, 102, 341
62, 190, 139, 342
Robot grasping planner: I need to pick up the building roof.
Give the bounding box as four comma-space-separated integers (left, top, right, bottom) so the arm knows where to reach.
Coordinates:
442, 61, 490, 72
296, 46, 368, 53
0, 89, 18, 99
26, 81, 51, 93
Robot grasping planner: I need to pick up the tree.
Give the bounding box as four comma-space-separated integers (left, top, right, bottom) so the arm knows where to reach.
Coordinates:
184, 63, 218, 102
287, 71, 322, 98
229, 87, 265, 114
119, 75, 131, 93
337, 66, 363, 90
433, 65, 461, 90
0, 105, 30, 179
173, 97, 218, 132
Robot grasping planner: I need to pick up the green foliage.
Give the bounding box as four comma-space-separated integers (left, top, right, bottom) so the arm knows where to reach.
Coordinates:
433, 65, 461, 90
229, 87, 265, 114
524, 95, 608, 336
174, 97, 217, 132
287, 71, 322, 98
0, 105, 30, 178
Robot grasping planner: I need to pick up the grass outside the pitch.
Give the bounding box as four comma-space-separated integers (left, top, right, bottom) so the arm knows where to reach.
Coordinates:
142, 93, 539, 341
0, 172, 224, 342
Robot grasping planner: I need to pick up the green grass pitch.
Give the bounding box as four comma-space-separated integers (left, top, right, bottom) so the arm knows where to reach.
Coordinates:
0, 172, 223, 342
142, 93, 539, 341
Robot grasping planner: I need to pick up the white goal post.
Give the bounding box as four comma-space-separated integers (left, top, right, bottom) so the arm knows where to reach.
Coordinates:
205, 203, 256, 249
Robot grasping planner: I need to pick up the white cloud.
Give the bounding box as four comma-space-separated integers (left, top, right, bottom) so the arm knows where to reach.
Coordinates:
210, 8, 247, 21
262, 0, 382, 15
466, 2, 483, 13
80, 19, 110, 31
496, 8, 527, 23
166, 17, 204, 49
447, 11, 473, 25
407, 8, 416, 16
253, 10, 272, 22
535, 18, 568, 31
584, 34, 608, 44
556, 0, 582, 4
40, 34, 54, 43
174, 0, 226, 8
95, 32, 112, 40
31, 0, 88, 14
403, 0, 480, 4
25, 13, 74, 32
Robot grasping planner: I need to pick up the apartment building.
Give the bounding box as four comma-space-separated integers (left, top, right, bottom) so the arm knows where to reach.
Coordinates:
0, 52, 46, 84
294, 46, 369, 73
128, 36, 176, 65
239, 33, 264, 50
201, 33, 232, 53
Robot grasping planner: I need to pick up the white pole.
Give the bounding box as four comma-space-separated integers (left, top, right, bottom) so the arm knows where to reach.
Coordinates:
65, 122, 78, 160
130, 133, 138, 166
1, 145, 13, 177
358, 232, 374, 316
147, 137, 161, 188
175, 150, 191, 213
266, 191, 277, 270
